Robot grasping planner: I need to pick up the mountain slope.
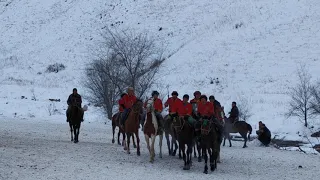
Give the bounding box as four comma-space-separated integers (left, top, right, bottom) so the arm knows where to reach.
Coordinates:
1, 0, 320, 142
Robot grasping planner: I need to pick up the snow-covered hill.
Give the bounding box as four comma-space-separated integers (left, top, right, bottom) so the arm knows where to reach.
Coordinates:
1, 0, 320, 144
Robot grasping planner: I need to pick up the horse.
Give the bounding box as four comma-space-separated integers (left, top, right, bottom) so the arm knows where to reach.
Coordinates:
111, 112, 136, 148
172, 116, 195, 170
223, 117, 252, 148
143, 98, 163, 162
68, 104, 84, 143
123, 99, 144, 155
191, 103, 202, 162
200, 119, 220, 174
163, 115, 179, 157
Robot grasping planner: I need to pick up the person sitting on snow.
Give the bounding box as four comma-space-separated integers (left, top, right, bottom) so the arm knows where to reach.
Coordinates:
256, 121, 271, 146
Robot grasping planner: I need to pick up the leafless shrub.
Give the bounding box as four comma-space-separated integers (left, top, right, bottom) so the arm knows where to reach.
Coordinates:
85, 28, 164, 119
286, 64, 313, 127
237, 95, 253, 121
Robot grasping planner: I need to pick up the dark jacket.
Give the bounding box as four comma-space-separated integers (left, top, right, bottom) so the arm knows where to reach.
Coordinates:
67, 93, 82, 107
262, 126, 271, 138
229, 106, 239, 120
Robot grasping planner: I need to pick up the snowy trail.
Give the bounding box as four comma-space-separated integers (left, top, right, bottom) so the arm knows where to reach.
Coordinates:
1, 118, 319, 180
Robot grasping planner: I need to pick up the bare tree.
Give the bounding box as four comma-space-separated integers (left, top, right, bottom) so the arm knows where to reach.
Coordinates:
84, 53, 122, 120
102, 28, 164, 99
310, 82, 320, 115
85, 28, 164, 119
237, 95, 253, 121
286, 64, 313, 127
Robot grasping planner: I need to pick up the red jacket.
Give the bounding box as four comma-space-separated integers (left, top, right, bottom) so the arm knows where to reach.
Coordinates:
144, 98, 163, 112
178, 102, 193, 116
119, 94, 137, 109
197, 102, 215, 117
164, 97, 182, 113
118, 99, 124, 112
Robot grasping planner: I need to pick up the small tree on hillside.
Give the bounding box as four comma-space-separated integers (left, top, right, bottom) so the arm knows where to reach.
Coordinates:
85, 28, 164, 119
237, 96, 253, 121
286, 64, 313, 127
102, 28, 164, 99
310, 82, 320, 116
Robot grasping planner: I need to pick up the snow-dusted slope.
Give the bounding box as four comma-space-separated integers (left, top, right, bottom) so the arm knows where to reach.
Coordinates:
1, 0, 320, 141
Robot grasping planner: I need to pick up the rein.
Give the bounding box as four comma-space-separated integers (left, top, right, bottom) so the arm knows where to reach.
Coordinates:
173, 116, 185, 132
201, 119, 212, 135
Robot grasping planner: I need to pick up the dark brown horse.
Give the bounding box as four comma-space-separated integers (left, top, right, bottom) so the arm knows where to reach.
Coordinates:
111, 112, 136, 148
123, 99, 143, 155
223, 118, 252, 148
172, 116, 194, 170
200, 119, 220, 174
69, 105, 83, 143
163, 115, 179, 157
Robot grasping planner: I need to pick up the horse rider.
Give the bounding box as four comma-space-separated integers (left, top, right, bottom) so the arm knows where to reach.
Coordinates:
116, 93, 127, 122
164, 91, 182, 122
228, 101, 239, 123
66, 88, 84, 122
119, 87, 137, 127
208, 95, 224, 141
209, 96, 223, 121
177, 94, 195, 125
144, 91, 164, 131
190, 91, 201, 115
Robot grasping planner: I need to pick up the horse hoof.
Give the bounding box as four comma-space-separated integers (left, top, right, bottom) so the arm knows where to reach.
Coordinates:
183, 165, 190, 170
172, 150, 177, 156
112, 139, 115, 144
118, 142, 121, 145
137, 151, 141, 156
133, 145, 137, 148
127, 151, 131, 154
71, 139, 73, 142
229, 145, 232, 147
242, 146, 247, 148
159, 154, 162, 158
203, 170, 208, 174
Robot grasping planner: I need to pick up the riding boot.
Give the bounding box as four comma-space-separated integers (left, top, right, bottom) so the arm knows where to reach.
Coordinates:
155, 112, 163, 131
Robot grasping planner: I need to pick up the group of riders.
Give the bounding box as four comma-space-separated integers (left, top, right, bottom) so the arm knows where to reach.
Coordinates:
65, 87, 271, 146
116, 87, 241, 142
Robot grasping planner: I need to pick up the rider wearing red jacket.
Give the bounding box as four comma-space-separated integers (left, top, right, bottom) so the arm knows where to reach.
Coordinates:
178, 94, 193, 117
197, 95, 215, 119
119, 87, 137, 125
144, 91, 164, 130
164, 91, 182, 116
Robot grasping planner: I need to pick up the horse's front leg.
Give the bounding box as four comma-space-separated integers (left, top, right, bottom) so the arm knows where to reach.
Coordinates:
144, 134, 151, 161
159, 134, 163, 158
126, 133, 131, 154
165, 132, 171, 155
203, 147, 208, 174
132, 134, 137, 148
135, 131, 140, 156
69, 123, 73, 141
112, 125, 116, 144
117, 129, 121, 145
150, 135, 156, 162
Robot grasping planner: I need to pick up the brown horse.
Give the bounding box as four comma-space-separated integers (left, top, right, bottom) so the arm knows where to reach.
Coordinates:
123, 99, 143, 155
223, 118, 252, 148
200, 119, 220, 174
111, 112, 136, 148
172, 116, 194, 170
68, 105, 83, 143
163, 115, 179, 157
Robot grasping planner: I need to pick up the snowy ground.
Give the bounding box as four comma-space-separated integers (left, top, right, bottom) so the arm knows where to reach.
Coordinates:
1, 117, 320, 180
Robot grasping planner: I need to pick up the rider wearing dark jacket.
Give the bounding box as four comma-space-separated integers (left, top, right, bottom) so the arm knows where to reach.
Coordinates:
229, 102, 239, 123
66, 88, 83, 122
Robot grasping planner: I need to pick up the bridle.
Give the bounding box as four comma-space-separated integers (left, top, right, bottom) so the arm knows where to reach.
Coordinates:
173, 116, 185, 133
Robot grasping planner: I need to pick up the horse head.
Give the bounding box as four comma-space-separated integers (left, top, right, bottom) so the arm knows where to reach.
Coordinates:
145, 98, 155, 113
132, 99, 143, 114
200, 118, 213, 136
172, 116, 185, 133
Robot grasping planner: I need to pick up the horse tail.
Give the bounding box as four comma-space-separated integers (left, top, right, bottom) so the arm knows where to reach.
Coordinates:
247, 123, 252, 140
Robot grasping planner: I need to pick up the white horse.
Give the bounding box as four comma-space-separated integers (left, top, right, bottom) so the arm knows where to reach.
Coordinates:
143, 98, 163, 162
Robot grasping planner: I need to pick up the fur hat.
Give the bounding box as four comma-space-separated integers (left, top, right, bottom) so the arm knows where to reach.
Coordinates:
152, 91, 159, 96
171, 91, 178, 96
183, 94, 189, 99
209, 95, 215, 100
127, 87, 134, 92
200, 95, 208, 101
193, 91, 201, 96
